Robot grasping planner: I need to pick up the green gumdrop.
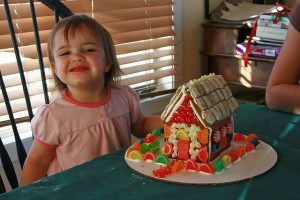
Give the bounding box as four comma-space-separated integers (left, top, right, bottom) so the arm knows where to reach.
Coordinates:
151, 147, 160, 155
149, 140, 160, 149
141, 143, 149, 154
156, 154, 169, 165
152, 129, 161, 137
214, 159, 225, 173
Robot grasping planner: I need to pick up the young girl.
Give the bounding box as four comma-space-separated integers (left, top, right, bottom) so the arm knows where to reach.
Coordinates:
21, 14, 163, 186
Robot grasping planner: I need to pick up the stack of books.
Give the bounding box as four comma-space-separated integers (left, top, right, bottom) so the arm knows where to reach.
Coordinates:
256, 14, 289, 41
236, 14, 289, 59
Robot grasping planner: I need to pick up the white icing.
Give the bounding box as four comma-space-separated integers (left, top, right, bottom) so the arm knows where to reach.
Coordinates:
198, 171, 213, 175
225, 164, 232, 169
171, 128, 178, 133
207, 127, 212, 160
165, 86, 187, 123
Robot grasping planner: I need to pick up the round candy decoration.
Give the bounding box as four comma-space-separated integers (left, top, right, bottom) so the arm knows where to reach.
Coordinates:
226, 123, 232, 134
213, 130, 221, 143
220, 127, 227, 137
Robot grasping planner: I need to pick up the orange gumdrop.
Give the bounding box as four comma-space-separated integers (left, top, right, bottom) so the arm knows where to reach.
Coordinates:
164, 124, 172, 139
198, 128, 209, 144
132, 141, 141, 151
126, 147, 135, 158
171, 160, 186, 174
237, 146, 246, 158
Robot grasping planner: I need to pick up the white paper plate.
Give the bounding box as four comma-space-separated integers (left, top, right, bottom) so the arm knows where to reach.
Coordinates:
125, 135, 277, 185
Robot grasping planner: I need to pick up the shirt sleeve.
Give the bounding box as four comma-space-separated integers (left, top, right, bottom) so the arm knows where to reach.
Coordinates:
122, 85, 141, 125
31, 105, 60, 148
288, 0, 300, 32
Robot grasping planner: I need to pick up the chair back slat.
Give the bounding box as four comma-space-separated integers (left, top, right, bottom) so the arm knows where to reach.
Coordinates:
0, 71, 27, 169
30, 0, 50, 104
3, 0, 34, 120
0, 174, 6, 194
0, 138, 19, 190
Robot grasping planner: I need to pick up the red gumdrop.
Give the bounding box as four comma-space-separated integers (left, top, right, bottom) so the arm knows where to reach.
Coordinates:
185, 117, 191, 125
173, 112, 178, 118
181, 110, 187, 117
184, 95, 191, 101
187, 111, 194, 117
245, 143, 255, 152
233, 133, 246, 142
175, 117, 180, 123
182, 101, 188, 107
178, 106, 184, 111
191, 118, 198, 124
228, 151, 239, 163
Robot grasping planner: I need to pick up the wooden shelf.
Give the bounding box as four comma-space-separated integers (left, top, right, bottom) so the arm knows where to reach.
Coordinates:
202, 22, 249, 29
201, 51, 276, 63
201, 22, 276, 90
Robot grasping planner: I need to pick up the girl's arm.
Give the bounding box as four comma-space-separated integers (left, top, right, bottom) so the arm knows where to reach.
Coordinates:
21, 140, 56, 186
131, 113, 163, 138
266, 23, 300, 114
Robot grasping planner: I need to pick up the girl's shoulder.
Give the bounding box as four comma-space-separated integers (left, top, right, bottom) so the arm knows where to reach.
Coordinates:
111, 85, 135, 92
111, 85, 139, 100
32, 94, 66, 124
35, 93, 67, 113
109, 85, 141, 111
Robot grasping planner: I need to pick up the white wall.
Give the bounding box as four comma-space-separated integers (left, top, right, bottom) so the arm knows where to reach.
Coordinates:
181, 0, 206, 83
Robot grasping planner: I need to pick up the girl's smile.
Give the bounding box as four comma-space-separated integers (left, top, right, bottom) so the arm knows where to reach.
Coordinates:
69, 66, 89, 72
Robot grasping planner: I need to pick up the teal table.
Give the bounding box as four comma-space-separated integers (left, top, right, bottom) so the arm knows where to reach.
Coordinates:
1, 104, 300, 200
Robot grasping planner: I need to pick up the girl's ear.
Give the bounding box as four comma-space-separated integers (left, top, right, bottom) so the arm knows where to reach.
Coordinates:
104, 60, 111, 72
51, 62, 57, 73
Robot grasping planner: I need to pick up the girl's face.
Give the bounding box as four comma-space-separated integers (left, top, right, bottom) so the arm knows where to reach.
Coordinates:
51, 28, 110, 93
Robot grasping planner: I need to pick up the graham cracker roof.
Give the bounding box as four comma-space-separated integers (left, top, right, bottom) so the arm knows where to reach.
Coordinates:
161, 74, 239, 126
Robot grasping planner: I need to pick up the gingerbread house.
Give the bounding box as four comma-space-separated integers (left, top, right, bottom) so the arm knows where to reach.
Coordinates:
161, 74, 239, 163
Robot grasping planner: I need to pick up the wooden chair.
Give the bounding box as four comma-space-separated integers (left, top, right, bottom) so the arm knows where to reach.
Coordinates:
0, 0, 72, 193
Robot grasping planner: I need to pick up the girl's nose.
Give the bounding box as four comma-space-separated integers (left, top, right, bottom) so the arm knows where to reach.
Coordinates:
72, 53, 84, 62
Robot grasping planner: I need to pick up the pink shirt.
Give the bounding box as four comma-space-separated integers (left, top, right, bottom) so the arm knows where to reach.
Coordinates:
31, 85, 141, 175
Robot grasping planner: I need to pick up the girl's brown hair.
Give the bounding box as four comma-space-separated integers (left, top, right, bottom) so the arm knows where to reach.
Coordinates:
47, 14, 122, 91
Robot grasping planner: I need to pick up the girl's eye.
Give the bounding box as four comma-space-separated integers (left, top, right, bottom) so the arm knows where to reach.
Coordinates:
83, 48, 95, 53
59, 51, 70, 56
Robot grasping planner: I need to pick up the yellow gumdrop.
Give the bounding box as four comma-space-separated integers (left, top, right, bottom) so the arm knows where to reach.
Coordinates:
161, 147, 165, 154
177, 129, 189, 141
222, 155, 232, 168
128, 150, 143, 160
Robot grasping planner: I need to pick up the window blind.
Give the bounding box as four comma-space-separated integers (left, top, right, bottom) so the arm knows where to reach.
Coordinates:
61, 0, 179, 94
0, 1, 56, 127
0, 0, 180, 134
